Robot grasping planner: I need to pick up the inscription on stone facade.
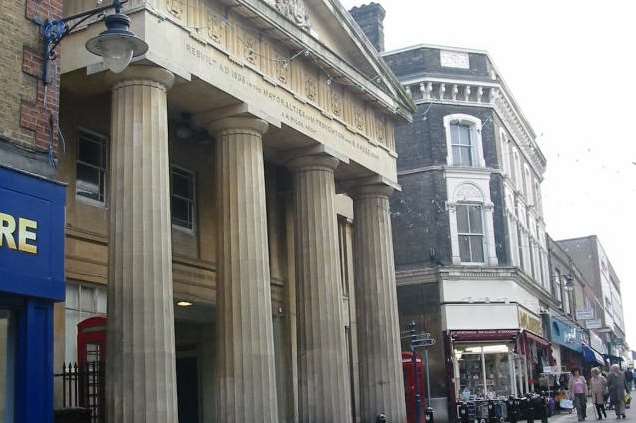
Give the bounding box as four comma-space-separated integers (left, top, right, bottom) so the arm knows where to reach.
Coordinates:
184, 41, 384, 166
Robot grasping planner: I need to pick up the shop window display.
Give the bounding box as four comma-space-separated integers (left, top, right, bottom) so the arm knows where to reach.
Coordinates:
455, 344, 522, 399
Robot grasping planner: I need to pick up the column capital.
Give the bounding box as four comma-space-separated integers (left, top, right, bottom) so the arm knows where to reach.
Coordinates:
203, 116, 269, 137
105, 65, 175, 90
340, 175, 399, 198
349, 182, 394, 199
287, 153, 339, 172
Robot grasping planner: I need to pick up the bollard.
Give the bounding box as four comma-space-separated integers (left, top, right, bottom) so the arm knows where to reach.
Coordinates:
425, 406, 435, 423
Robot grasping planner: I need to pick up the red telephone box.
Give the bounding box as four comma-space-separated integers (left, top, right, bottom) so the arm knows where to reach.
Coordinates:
403, 351, 427, 423
77, 316, 107, 423
77, 316, 107, 367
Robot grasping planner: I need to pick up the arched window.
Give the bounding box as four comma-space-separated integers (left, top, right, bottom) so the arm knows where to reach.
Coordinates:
448, 183, 497, 266
443, 114, 485, 167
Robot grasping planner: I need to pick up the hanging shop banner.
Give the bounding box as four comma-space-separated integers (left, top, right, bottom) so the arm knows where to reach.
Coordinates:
549, 318, 585, 353
575, 309, 594, 321
0, 166, 65, 301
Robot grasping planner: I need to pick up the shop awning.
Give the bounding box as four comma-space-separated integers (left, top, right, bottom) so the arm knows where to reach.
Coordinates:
582, 345, 606, 366
524, 330, 551, 348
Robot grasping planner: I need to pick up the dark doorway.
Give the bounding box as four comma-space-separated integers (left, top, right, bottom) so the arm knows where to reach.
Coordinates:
176, 357, 200, 423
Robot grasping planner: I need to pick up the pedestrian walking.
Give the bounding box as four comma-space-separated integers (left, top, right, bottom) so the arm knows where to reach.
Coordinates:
607, 364, 627, 419
591, 367, 608, 420
570, 368, 588, 421
625, 367, 634, 392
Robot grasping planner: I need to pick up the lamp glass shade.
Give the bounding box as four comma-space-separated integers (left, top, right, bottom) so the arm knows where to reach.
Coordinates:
101, 37, 134, 73
85, 13, 148, 74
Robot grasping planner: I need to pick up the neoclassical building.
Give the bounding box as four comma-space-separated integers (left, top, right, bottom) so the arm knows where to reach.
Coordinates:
55, 0, 414, 422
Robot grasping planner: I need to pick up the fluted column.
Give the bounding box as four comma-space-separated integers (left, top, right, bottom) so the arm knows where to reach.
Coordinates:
208, 117, 279, 423
106, 66, 178, 423
289, 154, 353, 423
351, 184, 407, 422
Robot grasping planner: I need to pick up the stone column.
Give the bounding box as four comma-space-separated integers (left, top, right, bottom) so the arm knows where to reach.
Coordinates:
289, 154, 353, 423
351, 184, 407, 423
106, 66, 178, 423
207, 117, 279, 423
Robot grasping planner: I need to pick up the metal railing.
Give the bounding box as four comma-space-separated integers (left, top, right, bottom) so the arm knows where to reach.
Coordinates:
55, 361, 105, 423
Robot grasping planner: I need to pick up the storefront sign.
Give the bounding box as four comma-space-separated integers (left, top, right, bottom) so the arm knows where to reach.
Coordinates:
451, 329, 518, 342
575, 309, 594, 320
585, 319, 603, 330
549, 318, 585, 352
518, 308, 543, 336
0, 212, 38, 254
0, 167, 65, 301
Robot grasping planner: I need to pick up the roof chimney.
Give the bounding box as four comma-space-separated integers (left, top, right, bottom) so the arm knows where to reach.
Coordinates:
349, 2, 386, 53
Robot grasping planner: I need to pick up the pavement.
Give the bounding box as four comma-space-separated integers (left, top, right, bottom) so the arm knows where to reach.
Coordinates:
550, 398, 633, 423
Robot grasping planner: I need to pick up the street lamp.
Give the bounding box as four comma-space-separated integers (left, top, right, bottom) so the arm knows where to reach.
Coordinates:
562, 274, 575, 292
42, 0, 148, 80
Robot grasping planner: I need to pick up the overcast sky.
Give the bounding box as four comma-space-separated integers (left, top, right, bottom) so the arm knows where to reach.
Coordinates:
340, 0, 636, 349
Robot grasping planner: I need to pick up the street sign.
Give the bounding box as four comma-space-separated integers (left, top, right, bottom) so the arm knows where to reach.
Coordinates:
576, 309, 594, 320
585, 319, 603, 329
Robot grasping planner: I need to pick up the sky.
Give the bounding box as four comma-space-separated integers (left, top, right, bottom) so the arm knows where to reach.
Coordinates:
340, 0, 636, 349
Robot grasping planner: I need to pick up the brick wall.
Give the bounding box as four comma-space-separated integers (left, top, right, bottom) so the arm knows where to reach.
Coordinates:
0, 0, 62, 158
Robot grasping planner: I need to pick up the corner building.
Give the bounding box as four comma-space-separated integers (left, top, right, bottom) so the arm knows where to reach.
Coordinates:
382, 42, 554, 421
56, 0, 414, 422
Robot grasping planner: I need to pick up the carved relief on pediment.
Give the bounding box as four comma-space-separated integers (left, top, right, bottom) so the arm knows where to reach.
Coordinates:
376, 113, 387, 144
166, 0, 184, 18
207, 12, 225, 45
243, 31, 259, 66
305, 77, 318, 102
275, 0, 311, 30
330, 86, 343, 118
353, 105, 366, 132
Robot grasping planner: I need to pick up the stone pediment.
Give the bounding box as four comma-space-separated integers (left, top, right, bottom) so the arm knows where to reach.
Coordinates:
251, 0, 414, 118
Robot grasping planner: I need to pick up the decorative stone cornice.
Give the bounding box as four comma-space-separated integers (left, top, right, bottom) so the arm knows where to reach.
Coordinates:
402, 76, 547, 176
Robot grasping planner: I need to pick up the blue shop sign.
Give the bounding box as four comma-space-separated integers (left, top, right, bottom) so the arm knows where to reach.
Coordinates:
549, 318, 586, 352
0, 166, 65, 300
0, 165, 66, 423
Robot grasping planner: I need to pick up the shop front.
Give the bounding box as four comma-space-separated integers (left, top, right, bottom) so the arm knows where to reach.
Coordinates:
0, 166, 66, 423
548, 317, 587, 372
444, 304, 550, 402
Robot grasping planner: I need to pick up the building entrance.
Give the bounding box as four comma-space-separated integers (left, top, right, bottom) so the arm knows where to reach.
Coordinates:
177, 357, 200, 423
0, 310, 15, 422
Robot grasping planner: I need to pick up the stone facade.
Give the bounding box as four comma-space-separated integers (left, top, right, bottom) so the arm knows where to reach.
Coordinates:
27, 1, 416, 422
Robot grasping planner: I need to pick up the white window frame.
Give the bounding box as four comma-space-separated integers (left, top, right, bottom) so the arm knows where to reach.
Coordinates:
444, 114, 485, 168
447, 182, 498, 266
76, 128, 108, 207
170, 165, 196, 232
456, 203, 486, 264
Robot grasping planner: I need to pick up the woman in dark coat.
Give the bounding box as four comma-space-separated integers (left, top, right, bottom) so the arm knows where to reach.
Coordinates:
607, 364, 627, 419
